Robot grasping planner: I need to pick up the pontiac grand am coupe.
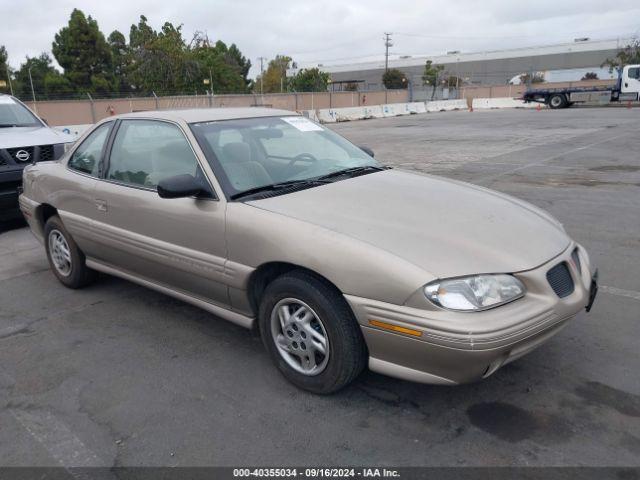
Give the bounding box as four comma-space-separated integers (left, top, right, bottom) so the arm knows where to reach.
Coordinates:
19, 108, 598, 394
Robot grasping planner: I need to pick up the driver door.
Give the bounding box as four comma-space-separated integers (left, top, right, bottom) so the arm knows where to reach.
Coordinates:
91, 119, 230, 307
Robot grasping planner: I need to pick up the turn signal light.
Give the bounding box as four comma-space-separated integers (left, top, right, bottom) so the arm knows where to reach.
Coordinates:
369, 319, 422, 337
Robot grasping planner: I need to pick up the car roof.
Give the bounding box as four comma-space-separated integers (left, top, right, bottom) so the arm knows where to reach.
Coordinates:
115, 107, 300, 124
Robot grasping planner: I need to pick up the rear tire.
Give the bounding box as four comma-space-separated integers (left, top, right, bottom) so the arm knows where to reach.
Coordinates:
548, 94, 567, 109
259, 270, 367, 394
44, 215, 97, 289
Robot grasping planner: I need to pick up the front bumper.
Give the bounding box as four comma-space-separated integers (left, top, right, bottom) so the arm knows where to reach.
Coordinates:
346, 243, 596, 385
0, 168, 24, 221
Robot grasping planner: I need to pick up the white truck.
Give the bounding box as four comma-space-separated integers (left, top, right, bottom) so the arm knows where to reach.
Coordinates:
522, 64, 640, 109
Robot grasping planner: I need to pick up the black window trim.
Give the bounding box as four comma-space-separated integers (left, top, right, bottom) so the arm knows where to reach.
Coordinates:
66, 121, 115, 179
99, 117, 218, 201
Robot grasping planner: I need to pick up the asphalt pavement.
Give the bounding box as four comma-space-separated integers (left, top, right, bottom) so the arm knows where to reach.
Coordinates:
0, 107, 638, 467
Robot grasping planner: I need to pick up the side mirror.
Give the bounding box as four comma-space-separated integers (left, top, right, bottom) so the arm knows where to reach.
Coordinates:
359, 145, 375, 158
157, 174, 210, 199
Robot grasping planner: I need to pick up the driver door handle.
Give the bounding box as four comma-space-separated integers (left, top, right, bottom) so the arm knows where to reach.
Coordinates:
95, 199, 108, 212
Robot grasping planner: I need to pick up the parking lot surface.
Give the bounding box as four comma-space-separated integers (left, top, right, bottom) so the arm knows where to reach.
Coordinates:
1, 108, 639, 467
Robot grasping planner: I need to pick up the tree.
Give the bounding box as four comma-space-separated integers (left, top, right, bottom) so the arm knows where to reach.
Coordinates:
108, 30, 131, 94
602, 37, 640, 72
52, 9, 113, 94
444, 75, 464, 88
127, 17, 199, 95
289, 68, 330, 92
257, 55, 292, 93
190, 34, 252, 94
581, 72, 599, 81
382, 68, 407, 89
226, 44, 252, 92
0, 46, 10, 94
422, 60, 444, 100
14, 53, 68, 100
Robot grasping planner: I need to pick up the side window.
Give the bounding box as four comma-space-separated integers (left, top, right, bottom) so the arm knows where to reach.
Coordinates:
628, 67, 640, 79
67, 123, 112, 176
107, 120, 200, 188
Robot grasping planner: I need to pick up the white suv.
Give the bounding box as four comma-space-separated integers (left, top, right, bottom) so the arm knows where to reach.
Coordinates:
0, 94, 74, 220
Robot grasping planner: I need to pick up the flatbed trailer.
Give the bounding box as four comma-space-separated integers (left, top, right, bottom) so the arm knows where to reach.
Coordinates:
522, 65, 640, 109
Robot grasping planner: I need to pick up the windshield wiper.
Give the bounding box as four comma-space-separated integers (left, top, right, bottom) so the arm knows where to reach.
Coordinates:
315, 165, 391, 182
230, 179, 327, 200
0, 124, 19, 128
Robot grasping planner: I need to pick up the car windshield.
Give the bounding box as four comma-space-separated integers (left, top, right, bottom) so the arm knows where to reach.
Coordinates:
190, 116, 379, 198
0, 96, 41, 127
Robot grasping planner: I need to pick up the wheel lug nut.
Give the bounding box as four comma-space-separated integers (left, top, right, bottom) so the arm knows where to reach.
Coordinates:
287, 330, 293, 337
300, 331, 306, 339
301, 342, 306, 350
292, 324, 298, 331
292, 341, 298, 349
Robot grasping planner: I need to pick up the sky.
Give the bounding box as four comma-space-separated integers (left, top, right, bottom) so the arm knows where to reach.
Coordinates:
1, 0, 639, 78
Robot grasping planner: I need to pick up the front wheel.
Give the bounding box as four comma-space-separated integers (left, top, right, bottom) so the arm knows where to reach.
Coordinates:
44, 215, 97, 288
259, 271, 367, 394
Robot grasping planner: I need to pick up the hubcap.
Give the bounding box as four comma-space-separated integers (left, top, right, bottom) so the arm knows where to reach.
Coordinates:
48, 229, 72, 276
270, 298, 330, 376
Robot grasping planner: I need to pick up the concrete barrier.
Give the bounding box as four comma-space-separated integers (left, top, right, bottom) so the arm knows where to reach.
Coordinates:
472, 97, 542, 109
53, 124, 92, 139
302, 110, 320, 122
407, 102, 427, 114
425, 99, 468, 112
363, 105, 384, 118
317, 109, 337, 123
334, 106, 368, 122
316, 102, 429, 123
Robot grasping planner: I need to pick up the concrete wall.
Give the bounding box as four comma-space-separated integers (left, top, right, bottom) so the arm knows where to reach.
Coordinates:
25, 90, 409, 127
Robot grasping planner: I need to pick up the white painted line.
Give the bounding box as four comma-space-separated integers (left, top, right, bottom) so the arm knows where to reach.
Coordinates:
479, 132, 633, 184
600, 285, 640, 302
11, 409, 108, 473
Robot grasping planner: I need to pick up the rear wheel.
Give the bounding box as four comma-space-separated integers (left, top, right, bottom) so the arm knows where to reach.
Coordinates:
259, 271, 367, 394
44, 215, 97, 288
548, 94, 567, 109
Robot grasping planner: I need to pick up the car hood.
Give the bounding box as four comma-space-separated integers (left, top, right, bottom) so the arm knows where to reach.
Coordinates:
0, 126, 74, 149
248, 169, 571, 278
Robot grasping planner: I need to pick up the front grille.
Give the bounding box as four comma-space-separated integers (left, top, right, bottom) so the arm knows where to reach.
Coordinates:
38, 145, 55, 161
571, 248, 582, 274
547, 262, 575, 298
3, 145, 56, 163
7, 146, 35, 163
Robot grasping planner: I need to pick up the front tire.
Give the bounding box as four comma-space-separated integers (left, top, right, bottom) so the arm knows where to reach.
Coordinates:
44, 215, 97, 289
259, 271, 367, 394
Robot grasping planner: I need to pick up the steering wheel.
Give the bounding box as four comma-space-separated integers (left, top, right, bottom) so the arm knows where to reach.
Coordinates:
287, 153, 318, 169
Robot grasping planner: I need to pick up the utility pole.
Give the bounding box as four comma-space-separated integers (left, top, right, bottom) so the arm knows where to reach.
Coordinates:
257, 56, 267, 95
384, 33, 393, 72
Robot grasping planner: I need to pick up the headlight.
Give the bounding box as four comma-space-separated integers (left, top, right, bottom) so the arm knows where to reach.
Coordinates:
424, 274, 525, 312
